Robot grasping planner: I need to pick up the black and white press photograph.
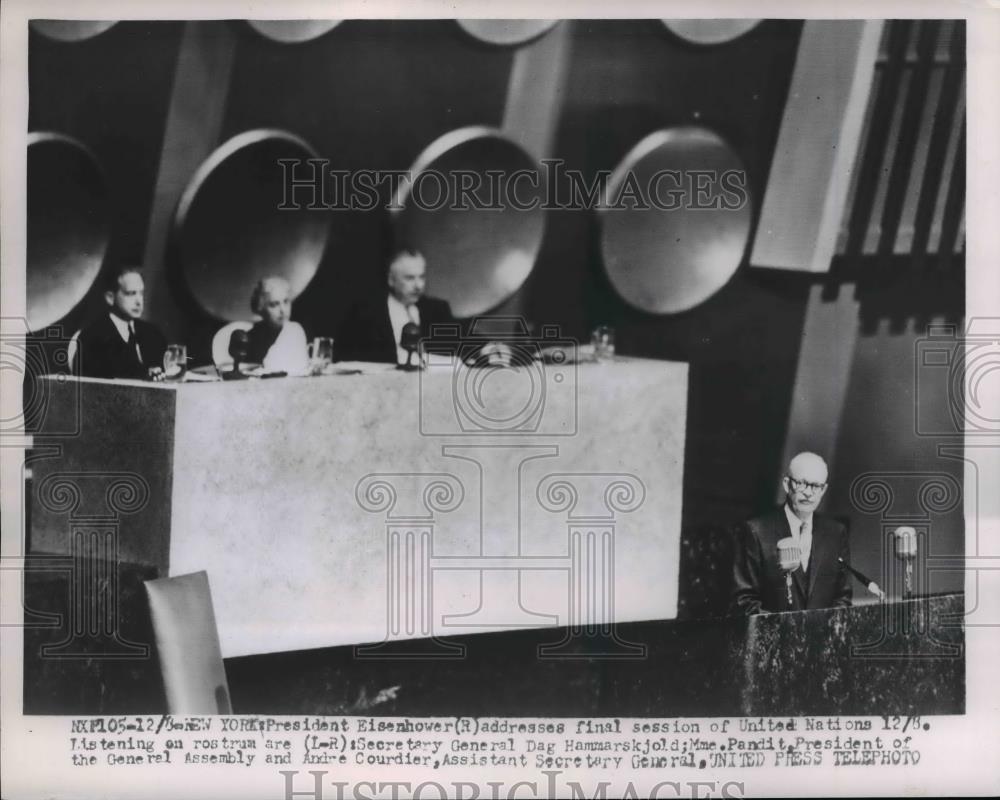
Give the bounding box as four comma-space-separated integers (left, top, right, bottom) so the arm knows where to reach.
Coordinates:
1, 1, 997, 797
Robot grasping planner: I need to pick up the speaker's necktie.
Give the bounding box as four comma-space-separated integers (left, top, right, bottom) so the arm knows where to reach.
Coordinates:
799, 519, 812, 573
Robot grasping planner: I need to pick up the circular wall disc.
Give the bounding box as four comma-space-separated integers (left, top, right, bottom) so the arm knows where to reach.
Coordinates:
246, 20, 341, 43
661, 19, 761, 45
172, 130, 330, 321
27, 132, 110, 332
30, 21, 117, 42
392, 127, 546, 318
457, 20, 559, 47
599, 126, 752, 315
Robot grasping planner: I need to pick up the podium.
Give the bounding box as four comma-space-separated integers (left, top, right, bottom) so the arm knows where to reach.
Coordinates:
737, 594, 963, 715
223, 595, 964, 717
24, 546, 962, 715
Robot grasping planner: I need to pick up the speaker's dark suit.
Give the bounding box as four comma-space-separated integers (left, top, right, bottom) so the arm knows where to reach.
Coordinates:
335, 295, 457, 363
73, 314, 167, 381
731, 507, 852, 615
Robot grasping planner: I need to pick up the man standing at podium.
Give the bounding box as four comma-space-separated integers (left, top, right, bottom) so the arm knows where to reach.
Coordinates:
336, 249, 456, 364
72, 266, 167, 381
731, 451, 852, 614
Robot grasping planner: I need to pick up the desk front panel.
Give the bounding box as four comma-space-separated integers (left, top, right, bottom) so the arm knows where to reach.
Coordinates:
35, 358, 687, 657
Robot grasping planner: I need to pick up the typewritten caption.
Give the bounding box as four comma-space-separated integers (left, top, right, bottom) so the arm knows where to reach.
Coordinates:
67, 715, 929, 770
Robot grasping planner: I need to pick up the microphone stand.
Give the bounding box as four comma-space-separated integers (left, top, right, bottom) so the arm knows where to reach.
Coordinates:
224, 330, 250, 380
396, 323, 422, 372
894, 527, 918, 600
777, 537, 800, 608
224, 355, 249, 381
838, 557, 886, 601
396, 346, 420, 372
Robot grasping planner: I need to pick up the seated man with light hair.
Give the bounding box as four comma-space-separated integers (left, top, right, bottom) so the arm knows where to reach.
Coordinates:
336, 249, 456, 364
246, 276, 309, 375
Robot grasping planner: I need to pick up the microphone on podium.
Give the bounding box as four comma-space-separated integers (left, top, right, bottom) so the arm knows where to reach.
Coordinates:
224, 328, 250, 380
894, 526, 918, 598
776, 537, 801, 606
397, 322, 421, 372
837, 557, 886, 601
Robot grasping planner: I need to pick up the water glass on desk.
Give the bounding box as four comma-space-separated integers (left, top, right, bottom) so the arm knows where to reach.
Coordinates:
591, 325, 616, 362
162, 344, 187, 379
309, 337, 334, 375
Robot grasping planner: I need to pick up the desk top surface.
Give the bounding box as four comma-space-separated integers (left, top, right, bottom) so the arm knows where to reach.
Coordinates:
45, 355, 686, 392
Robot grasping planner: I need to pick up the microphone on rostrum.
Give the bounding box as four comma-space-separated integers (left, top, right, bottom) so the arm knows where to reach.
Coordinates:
776, 537, 801, 606
837, 557, 886, 601
894, 526, 918, 599
397, 322, 421, 372
225, 328, 250, 380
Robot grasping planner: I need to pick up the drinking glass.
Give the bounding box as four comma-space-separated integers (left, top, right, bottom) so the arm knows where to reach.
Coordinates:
309, 337, 334, 375
162, 344, 187, 379
591, 325, 616, 361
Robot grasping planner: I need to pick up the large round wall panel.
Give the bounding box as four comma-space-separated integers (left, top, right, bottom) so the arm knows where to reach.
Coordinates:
246, 20, 341, 43
661, 19, 761, 45
27, 132, 110, 332
172, 130, 330, 321
391, 127, 546, 318
599, 127, 752, 315
457, 20, 559, 47
30, 21, 118, 42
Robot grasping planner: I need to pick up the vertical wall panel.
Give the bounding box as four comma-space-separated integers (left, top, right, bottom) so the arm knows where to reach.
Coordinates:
501, 22, 571, 162
143, 22, 237, 343
750, 20, 882, 272
778, 283, 861, 494
864, 70, 911, 255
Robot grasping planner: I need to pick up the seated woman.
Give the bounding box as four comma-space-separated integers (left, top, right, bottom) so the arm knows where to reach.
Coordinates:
246, 276, 309, 375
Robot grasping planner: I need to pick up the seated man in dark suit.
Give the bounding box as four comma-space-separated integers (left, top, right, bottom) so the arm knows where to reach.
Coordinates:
731, 451, 852, 614
336, 249, 456, 364
73, 267, 168, 381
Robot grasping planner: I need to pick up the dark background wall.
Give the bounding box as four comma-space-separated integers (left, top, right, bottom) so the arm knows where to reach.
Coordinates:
27, 21, 183, 335
27, 19, 965, 617
220, 19, 517, 331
